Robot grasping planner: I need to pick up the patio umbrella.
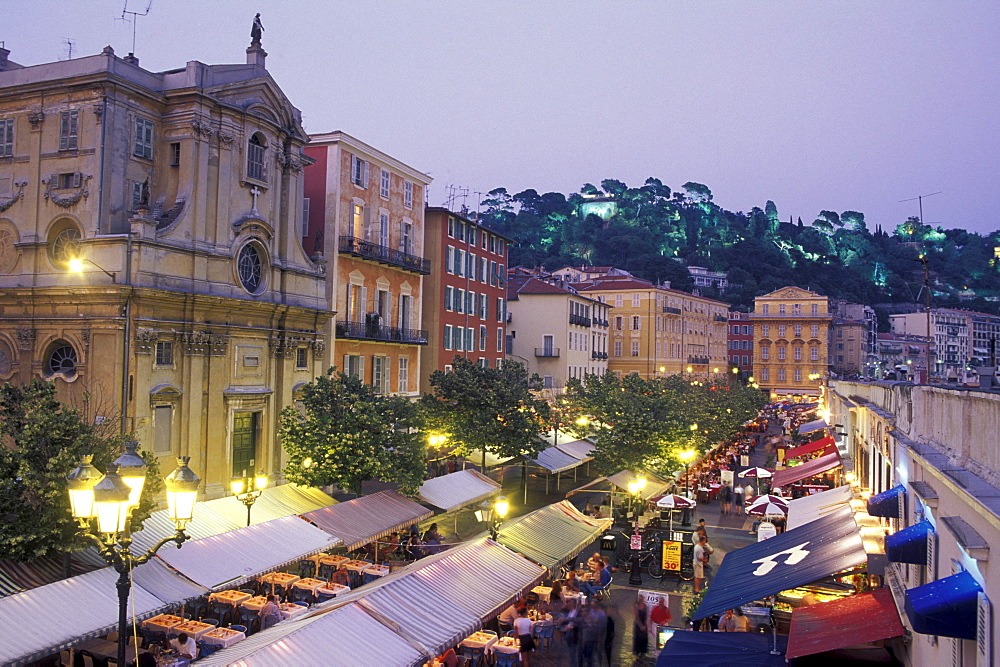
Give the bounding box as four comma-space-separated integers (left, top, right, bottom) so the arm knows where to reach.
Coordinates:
745, 494, 789, 518
656, 494, 697, 532
739, 467, 774, 479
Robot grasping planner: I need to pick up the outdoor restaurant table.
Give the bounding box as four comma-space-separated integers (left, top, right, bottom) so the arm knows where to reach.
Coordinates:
460, 631, 499, 653
531, 585, 553, 603
365, 563, 390, 578
202, 626, 246, 649
155, 652, 190, 667
341, 559, 373, 574
315, 582, 351, 599
76, 638, 146, 664
528, 610, 553, 622
143, 613, 185, 633
259, 572, 300, 594
562, 591, 584, 606
240, 595, 269, 612
489, 636, 520, 656
171, 620, 215, 639
319, 554, 350, 568
208, 590, 252, 606
293, 577, 328, 595
278, 602, 310, 620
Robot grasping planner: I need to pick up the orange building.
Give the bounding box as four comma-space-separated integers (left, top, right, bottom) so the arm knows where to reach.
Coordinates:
751, 286, 832, 399
303, 132, 431, 395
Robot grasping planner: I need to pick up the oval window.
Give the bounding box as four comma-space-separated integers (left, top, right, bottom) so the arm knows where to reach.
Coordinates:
237, 242, 264, 294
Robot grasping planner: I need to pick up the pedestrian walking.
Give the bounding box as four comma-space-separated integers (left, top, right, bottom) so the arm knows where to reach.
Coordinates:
603, 603, 615, 666
632, 596, 649, 659
693, 535, 709, 592
721, 483, 733, 515
734, 483, 744, 512
558, 604, 582, 667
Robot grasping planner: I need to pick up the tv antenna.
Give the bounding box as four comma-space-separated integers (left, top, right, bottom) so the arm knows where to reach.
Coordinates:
444, 184, 470, 214
119, 0, 153, 56
899, 191, 942, 228
61, 39, 75, 60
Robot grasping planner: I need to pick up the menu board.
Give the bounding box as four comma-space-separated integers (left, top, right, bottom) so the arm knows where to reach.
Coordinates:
661, 540, 682, 572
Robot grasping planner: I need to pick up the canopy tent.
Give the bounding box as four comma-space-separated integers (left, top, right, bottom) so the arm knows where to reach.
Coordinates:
129, 557, 210, 607
886, 519, 934, 564
786, 485, 854, 530
771, 451, 842, 488
655, 631, 787, 667
0, 567, 171, 666
694, 506, 867, 620
786, 587, 905, 659
197, 602, 425, 667
784, 435, 836, 460
130, 483, 336, 552
606, 470, 671, 500
466, 449, 519, 469
157, 514, 341, 590
555, 438, 595, 462
796, 419, 829, 434
418, 469, 500, 513
867, 485, 905, 518
301, 490, 433, 551
497, 500, 613, 575
904, 569, 983, 640
0, 553, 104, 597
530, 446, 584, 474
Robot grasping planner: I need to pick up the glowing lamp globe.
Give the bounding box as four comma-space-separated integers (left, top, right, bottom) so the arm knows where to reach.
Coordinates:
164, 457, 200, 530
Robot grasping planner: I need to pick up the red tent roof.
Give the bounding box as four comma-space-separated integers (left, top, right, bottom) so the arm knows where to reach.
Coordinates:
772, 451, 842, 488
786, 588, 905, 659
785, 435, 836, 460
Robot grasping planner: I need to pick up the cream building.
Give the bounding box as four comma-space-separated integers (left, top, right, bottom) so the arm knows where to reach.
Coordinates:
752, 286, 832, 398
0, 40, 329, 498
575, 275, 729, 379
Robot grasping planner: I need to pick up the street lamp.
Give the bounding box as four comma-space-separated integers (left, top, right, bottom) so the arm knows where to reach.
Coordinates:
231, 469, 269, 526
66, 445, 199, 667
627, 477, 643, 585
477, 495, 510, 540
679, 449, 697, 527
68, 256, 117, 283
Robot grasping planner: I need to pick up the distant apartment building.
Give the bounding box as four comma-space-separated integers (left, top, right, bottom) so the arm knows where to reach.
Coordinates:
876, 332, 930, 382
549, 266, 632, 284
687, 266, 728, 292
303, 131, 431, 396
890, 310, 969, 379
830, 299, 877, 376
419, 207, 510, 393
728, 312, 753, 375
751, 287, 832, 398
968, 310, 1000, 367
575, 275, 729, 379
505, 274, 609, 391
830, 317, 867, 378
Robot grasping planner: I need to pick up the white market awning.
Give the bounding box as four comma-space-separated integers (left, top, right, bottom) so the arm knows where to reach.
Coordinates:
497, 501, 613, 575
301, 490, 433, 551
786, 485, 854, 530
606, 470, 671, 500
530, 446, 584, 474
555, 438, 595, 462
156, 515, 340, 590
418, 469, 501, 512
466, 449, 519, 468
796, 419, 829, 434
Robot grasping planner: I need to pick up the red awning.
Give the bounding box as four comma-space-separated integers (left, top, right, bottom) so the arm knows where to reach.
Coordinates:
785, 435, 835, 460
772, 451, 842, 488
787, 588, 905, 659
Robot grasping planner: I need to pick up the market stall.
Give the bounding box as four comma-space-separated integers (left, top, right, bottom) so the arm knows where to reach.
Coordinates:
786, 588, 905, 660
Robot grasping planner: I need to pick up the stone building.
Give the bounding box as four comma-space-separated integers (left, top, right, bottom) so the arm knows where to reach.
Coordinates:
751, 286, 832, 399
0, 40, 329, 498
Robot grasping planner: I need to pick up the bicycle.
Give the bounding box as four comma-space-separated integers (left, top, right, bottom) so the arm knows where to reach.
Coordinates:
615, 542, 664, 579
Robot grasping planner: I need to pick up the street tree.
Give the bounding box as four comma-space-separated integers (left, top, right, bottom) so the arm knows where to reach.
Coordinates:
421, 358, 550, 469
279, 371, 425, 496
0, 380, 157, 561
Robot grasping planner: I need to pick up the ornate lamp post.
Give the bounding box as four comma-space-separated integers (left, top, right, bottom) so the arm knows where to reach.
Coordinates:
66, 443, 199, 667
231, 469, 269, 526
679, 448, 696, 527
627, 477, 646, 585
477, 495, 510, 540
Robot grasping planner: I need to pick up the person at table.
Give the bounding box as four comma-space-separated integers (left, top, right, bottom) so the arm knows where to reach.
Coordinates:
513, 606, 536, 666
423, 522, 444, 555
169, 632, 198, 660
563, 571, 581, 594
579, 559, 612, 600
717, 608, 750, 632
258, 594, 283, 630
548, 580, 564, 608
587, 552, 604, 572
498, 602, 520, 632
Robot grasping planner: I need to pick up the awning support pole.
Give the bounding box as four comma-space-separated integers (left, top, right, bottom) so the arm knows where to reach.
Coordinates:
557, 470, 561, 491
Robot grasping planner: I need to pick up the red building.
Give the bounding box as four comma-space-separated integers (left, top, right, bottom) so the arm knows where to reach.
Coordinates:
419, 207, 511, 393
728, 311, 754, 376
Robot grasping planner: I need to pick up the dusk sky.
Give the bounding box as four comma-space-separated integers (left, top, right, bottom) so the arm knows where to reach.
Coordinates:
8, 1, 999, 234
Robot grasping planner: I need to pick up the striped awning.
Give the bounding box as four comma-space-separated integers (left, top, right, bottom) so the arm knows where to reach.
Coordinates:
606, 470, 671, 500
302, 490, 433, 551
418, 470, 500, 513
530, 446, 584, 474
0, 554, 104, 596
497, 501, 613, 575
555, 439, 596, 462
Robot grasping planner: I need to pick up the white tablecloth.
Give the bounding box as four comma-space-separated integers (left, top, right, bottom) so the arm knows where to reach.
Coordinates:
365, 564, 390, 578
279, 603, 309, 620
201, 627, 246, 648
342, 560, 373, 574
143, 614, 185, 633
209, 590, 252, 606
293, 578, 328, 594
532, 585, 552, 603
259, 572, 300, 588
461, 632, 498, 652
316, 583, 350, 598
562, 591, 584, 606
489, 637, 520, 656
171, 621, 215, 639
240, 596, 269, 612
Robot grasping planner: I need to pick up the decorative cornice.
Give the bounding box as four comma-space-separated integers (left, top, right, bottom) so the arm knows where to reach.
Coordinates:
276, 153, 304, 173
191, 120, 214, 138
180, 331, 228, 356
27, 111, 44, 129
134, 329, 158, 353
0, 180, 26, 213
218, 132, 236, 146
15, 328, 35, 350
311, 339, 326, 353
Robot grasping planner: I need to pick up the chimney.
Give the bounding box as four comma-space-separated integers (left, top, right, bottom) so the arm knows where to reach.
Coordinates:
0, 46, 10, 72
123, 52, 139, 66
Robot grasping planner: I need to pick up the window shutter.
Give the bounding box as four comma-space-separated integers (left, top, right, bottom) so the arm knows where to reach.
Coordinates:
384, 357, 391, 394
363, 206, 372, 240
977, 593, 991, 667
360, 286, 368, 315
363, 160, 370, 188
72, 172, 82, 188
386, 294, 393, 325
343, 354, 350, 375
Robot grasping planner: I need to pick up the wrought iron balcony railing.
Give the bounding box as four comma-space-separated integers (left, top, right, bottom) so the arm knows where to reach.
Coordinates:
336, 319, 428, 345
338, 235, 431, 275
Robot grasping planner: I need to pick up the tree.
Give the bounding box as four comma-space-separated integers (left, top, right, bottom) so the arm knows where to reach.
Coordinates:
279, 371, 425, 496
421, 358, 549, 466
0, 380, 154, 561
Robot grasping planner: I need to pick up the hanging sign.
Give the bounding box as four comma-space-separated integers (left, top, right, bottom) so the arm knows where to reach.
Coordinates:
631, 533, 642, 550
662, 540, 682, 571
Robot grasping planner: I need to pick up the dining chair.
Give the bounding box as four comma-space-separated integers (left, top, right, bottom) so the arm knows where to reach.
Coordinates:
200, 643, 222, 657
318, 563, 337, 580
297, 559, 315, 579
315, 589, 339, 604
211, 601, 235, 625
494, 654, 519, 667
288, 586, 312, 605
141, 630, 166, 649
292, 601, 309, 608
238, 607, 259, 635
59, 650, 72, 667
230, 624, 248, 633
533, 621, 555, 649
106, 631, 119, 642
460, 646, 485, 667
81, 655, 95, 667
186, 597, 209, 622
330, 570, 350, 588
202, 618, 220, 627
239, 588, 256, 596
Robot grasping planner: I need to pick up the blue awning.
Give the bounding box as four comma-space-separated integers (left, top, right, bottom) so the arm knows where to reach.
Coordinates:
886, 520, 934, 564
655, 630, 787, 667
904, 570, 982, 640
867, 484, 905, 518
693, 506, 866, 620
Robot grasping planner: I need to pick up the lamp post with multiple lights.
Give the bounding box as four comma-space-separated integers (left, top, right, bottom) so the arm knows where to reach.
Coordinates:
66, 442, 200, 667
679, 448, 697, 527
477, 495, 510, 540
627, 475, 647, 585
231, 469, 269, 526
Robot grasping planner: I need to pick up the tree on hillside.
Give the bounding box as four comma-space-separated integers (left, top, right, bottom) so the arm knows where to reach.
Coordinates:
421, 358, 549, 469
0, 380, 154, 561
279, 371, 425, 495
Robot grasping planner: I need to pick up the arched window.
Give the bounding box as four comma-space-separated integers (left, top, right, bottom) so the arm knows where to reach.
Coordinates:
237, 241, 266, 294
247, 134, 266, 182
48, 221, 81, 266
45, 342, 78, 378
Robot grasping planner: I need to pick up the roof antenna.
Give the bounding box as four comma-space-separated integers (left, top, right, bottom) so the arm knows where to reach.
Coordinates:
119, 0, 152, 57
61, 39, 75, 61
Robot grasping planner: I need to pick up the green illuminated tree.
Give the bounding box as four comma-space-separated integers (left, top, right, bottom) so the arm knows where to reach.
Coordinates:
279, 371, 425, 496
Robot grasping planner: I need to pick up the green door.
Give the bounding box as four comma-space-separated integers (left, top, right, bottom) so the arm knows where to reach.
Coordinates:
232, 411, 259, 478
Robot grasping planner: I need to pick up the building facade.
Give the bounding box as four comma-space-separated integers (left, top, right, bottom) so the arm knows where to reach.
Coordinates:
890, 310, 969, 379
728, 311, 753, 375
830, 317, 867, 378
751, 286, 832, 398
303, 132, 431, 396
505, 274, 609, 391
419, 207, 510, 393
687, 266, 728, 292
876, 332, 930, 383
575, 275, 729, 379
831, 299, 877, 377
0, 42, 329, 497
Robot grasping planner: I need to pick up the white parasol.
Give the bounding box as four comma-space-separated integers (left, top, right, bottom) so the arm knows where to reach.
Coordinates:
738, 467, 774, 479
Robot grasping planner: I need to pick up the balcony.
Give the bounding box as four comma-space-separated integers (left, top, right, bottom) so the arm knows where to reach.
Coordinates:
535, 348, 561, 358
336, 318, 428, 345
593, 318, 609, 328
569, 314, 592, 327
748, 312, 831, 319
687, 356, 710, 365
591, 351, 608, 360
663, 306, 682, 314
714, 314, 728, 322
338, 235, 431, 275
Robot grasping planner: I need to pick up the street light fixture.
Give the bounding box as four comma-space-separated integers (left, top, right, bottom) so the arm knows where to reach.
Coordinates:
627, 477, 643, 585
679, 449, 697, 527
68, 256, 117, 283
477, 495, 510, 540
231, 469, 269, 526
66, 445, 199, 667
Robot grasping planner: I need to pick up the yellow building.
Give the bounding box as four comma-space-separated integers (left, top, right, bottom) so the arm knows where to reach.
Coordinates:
303, 132, 431, 396
751, 286, 832, 398
0, 42, 329, 498
576, 275, 729, 379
